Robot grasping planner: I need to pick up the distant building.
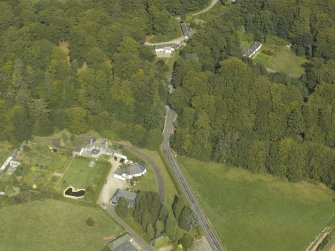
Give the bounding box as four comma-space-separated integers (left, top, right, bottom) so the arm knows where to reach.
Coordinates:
243, 41, 263, 58
114, 163, 146, 181
111, 189, 137, 207
106, 233, 138, 251
155, 43, 180, 55
180, 21, 192, 39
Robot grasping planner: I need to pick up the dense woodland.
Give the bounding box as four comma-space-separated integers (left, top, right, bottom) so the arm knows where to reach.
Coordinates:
171, 0, 335, 189
0, 0, 209, 149
116, 192, 201, 248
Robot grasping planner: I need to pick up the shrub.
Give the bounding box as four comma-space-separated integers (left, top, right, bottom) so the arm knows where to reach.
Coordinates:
86, 217, 95, 227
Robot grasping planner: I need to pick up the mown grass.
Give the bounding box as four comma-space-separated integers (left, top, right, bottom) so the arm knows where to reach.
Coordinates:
179, 157, 335, 251
0, 199, 124, 251
56, 157, 110, 192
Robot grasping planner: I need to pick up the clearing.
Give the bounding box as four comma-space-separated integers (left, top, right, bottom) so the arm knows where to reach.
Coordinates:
179, 157, 335, 251
0, 199, 124, 251
240, 33, 308, 78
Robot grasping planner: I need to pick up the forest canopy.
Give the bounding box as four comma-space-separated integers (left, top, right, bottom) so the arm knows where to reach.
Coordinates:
170, 0, 335, 189
0, 0, 209, 148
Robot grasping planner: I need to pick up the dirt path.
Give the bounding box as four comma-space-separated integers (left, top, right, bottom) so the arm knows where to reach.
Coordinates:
331, 245, 335, 251
144, 36, 186, 46
192, 0, 219, 16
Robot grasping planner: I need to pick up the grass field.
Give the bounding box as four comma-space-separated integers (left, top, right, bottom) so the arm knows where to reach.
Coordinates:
56, 158, 110, 192
0, 200, 124, 251
179, 157, 335, 251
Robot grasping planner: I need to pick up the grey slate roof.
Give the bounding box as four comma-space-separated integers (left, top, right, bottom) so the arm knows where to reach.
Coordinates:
180, 22, 192, 38
243, 41, 262, 57
111, 189, 137, 206
107, 233, 138, 251
115, 163, 146, 177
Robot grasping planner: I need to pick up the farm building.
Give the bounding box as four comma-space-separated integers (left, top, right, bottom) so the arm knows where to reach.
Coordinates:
106, 233, 138, 251
180, 21, 192, 39
110, 189, 137, 207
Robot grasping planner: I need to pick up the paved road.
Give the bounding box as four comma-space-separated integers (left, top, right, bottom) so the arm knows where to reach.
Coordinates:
112, 141, 166, 203
192, 0, 219, 16
161, 106, 225, 251
106, 205, 155, 251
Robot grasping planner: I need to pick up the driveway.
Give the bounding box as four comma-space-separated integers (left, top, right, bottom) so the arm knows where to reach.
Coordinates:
97, 158, 128, 208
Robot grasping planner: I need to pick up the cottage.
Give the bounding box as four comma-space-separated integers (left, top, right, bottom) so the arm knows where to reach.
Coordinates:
111, 189, 137, 207
243, 41, 263, 58
114, 163, 146, 181
106, 233, 138, 251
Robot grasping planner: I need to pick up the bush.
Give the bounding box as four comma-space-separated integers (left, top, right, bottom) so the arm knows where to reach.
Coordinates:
86, 217, 95, 227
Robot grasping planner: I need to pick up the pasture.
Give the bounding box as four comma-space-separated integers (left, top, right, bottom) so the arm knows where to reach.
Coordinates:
0, 200, 124, 251
180, 157, 335, 251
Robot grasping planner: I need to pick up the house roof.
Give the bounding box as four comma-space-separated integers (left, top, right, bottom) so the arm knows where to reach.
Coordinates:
180, 22, 192, 37
107, 233, 138, 251
243, 41, 262, 57
115, 163, 146, 176
111, 189, 137, 205
155, 43, 180, 50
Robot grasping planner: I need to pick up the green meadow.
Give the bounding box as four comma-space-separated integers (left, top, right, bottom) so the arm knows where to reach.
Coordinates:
0, 200, 123, 251
180, 157, 335, 251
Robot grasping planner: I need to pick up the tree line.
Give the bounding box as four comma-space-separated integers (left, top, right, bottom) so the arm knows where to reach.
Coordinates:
116, 192, 201, 249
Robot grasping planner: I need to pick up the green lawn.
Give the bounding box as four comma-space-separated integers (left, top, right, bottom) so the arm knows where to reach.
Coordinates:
179, 157, 335, 251
253, 36, 308, 78
0, 200, 124, 251
0, 141, 13, 163
57, 157, 110, 192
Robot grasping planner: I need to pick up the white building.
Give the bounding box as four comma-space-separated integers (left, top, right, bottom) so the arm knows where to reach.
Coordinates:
72, 138, 127, 162
114, 163, 146, 181
155, 43, 180, 56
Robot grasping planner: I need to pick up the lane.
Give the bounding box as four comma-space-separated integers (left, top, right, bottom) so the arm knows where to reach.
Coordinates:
161, 107, 226, 251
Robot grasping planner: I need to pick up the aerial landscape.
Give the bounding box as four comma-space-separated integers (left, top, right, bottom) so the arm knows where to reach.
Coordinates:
0, 0, 335, 251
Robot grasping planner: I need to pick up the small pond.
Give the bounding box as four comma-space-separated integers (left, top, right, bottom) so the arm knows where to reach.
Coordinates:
64, 187, 85, 198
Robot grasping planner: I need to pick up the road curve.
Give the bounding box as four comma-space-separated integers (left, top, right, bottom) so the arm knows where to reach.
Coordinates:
112, 141, 166, 203
161, 106, 225, 251
192, 0, 219, 16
